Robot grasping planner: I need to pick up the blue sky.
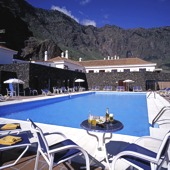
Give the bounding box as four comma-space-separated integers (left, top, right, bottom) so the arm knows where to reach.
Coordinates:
26, 0, 170, 29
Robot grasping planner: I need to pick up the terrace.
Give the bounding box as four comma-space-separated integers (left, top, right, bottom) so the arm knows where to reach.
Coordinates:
0, 91, 170, 170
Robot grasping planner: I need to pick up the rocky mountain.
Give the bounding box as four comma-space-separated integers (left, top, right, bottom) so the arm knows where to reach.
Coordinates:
0, 0, 170, 70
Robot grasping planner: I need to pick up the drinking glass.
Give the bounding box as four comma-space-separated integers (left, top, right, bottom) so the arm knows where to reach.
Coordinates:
91, 116, 97, 126
109, 114, 114, 123
88, 114, 92, 124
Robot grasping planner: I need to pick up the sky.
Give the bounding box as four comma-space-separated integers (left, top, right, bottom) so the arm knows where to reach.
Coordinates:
26, 0, 170, 29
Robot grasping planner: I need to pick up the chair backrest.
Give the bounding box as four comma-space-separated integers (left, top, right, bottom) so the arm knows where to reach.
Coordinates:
156, 131, 170, 162
116, 86, 120, 91
121, 86, 125, 91
27, 119, 50, 156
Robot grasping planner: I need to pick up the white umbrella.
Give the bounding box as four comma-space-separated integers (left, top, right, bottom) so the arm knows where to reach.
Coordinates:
4, 78, 24, 84
123, 79, 134, 91
75, 79, 85, 83
4, 78, 25, 96
75, 79, 85, 88
123, 79, 134, 83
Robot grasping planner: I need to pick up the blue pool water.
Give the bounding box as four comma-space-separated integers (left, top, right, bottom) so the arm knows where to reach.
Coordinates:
0, 92, 149, 137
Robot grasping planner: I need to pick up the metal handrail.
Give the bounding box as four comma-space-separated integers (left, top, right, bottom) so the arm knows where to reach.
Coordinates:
152, 106, 170, 127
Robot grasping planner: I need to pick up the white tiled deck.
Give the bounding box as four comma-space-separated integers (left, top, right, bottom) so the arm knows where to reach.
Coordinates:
0, 91, 170, 169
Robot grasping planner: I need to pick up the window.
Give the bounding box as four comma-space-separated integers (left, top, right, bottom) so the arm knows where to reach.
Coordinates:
89, 70, 94, 73
64, 65, 68, 70
124, 69, 130, 72
112, 69, 117, 73
139, 68, 146, 72
99, 70, 105, 73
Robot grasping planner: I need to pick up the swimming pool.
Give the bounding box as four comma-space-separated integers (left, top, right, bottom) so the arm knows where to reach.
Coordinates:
0, 92, 149, 137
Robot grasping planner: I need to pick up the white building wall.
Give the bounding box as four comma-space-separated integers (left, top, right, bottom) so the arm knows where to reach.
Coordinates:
85, 64, 156, 73
0, 47, 17, 64
30, 60, 85, 72
31, 61, 63, 68
64, 61, 84, 72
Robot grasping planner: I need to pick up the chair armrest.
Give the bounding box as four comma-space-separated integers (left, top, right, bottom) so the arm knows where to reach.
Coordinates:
134, 136, 162, 144
43, 132, 67, 140
112, 150, 157, 170
134, 136, 162, 153
49, 144, 83, 154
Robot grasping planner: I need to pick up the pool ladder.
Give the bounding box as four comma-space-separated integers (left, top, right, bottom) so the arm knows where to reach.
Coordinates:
152, 106, 170, 127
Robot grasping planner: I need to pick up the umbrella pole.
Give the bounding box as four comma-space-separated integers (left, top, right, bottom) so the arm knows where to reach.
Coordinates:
18, 83, 19, 96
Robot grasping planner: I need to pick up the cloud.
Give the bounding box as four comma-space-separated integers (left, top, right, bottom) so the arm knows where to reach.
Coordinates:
51, 5, 79, 23
80, 0, 91, 5
51, 5, 96, 27
81, 19, 96, 27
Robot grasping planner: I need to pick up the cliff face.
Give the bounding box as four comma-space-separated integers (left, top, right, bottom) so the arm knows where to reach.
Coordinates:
0, 0, 170, 70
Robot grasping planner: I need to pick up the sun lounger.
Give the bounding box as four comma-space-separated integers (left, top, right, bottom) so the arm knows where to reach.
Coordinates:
116, 86, 125, 92
133, 86, 142, 92
0, 132, 31, 169
29, 88, 38, 95
53, 86, 59, 94
159, 87, 170, 97
91, 86, 100, 91
103, 86, 113, 91
41, 89, 52, 96
0, 123, 22, 136
103, 86, 107, 90
0, 94, 9, 102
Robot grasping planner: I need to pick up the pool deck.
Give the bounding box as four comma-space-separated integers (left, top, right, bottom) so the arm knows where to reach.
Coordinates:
0, 91, 170, 170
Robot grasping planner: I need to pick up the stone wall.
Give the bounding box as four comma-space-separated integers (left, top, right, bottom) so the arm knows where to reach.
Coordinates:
0, 63, 87, 95
0, 63, 29, 95
29, 63, 87, 93
86, 71, 170, 91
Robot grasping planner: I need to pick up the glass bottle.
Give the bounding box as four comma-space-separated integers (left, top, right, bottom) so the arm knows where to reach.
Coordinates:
105, 108, 109, 122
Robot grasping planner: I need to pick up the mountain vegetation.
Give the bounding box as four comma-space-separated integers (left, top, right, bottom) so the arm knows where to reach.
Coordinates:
0, 0, 170, 70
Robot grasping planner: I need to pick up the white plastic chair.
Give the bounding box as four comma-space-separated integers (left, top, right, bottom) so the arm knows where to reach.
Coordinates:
27, 119, 90, 170
112, 131, 170, 170
6, 88, 16, 97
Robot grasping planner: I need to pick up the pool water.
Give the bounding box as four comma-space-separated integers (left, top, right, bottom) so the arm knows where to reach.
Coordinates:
0, 92, 149, 137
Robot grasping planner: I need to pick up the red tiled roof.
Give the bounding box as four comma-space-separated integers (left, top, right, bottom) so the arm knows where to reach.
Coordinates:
79, 58, 155, 67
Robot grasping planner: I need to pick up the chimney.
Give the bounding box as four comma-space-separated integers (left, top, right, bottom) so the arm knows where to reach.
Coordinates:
79, 57, 82, 62
44, 51, 48, 61
61, 52, 64, 58
65, 50, 68, 59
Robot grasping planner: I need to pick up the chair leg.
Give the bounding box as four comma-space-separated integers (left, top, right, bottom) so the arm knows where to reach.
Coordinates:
49, 154, 54, 170
34, 151, 40, 170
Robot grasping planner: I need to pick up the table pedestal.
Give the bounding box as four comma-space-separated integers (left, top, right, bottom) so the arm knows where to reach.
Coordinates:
87, 130, 113, 170
80, 119, 123, 170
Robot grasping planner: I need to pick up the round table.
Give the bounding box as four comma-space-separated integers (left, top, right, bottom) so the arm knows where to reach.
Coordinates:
80, 119, 123, 170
